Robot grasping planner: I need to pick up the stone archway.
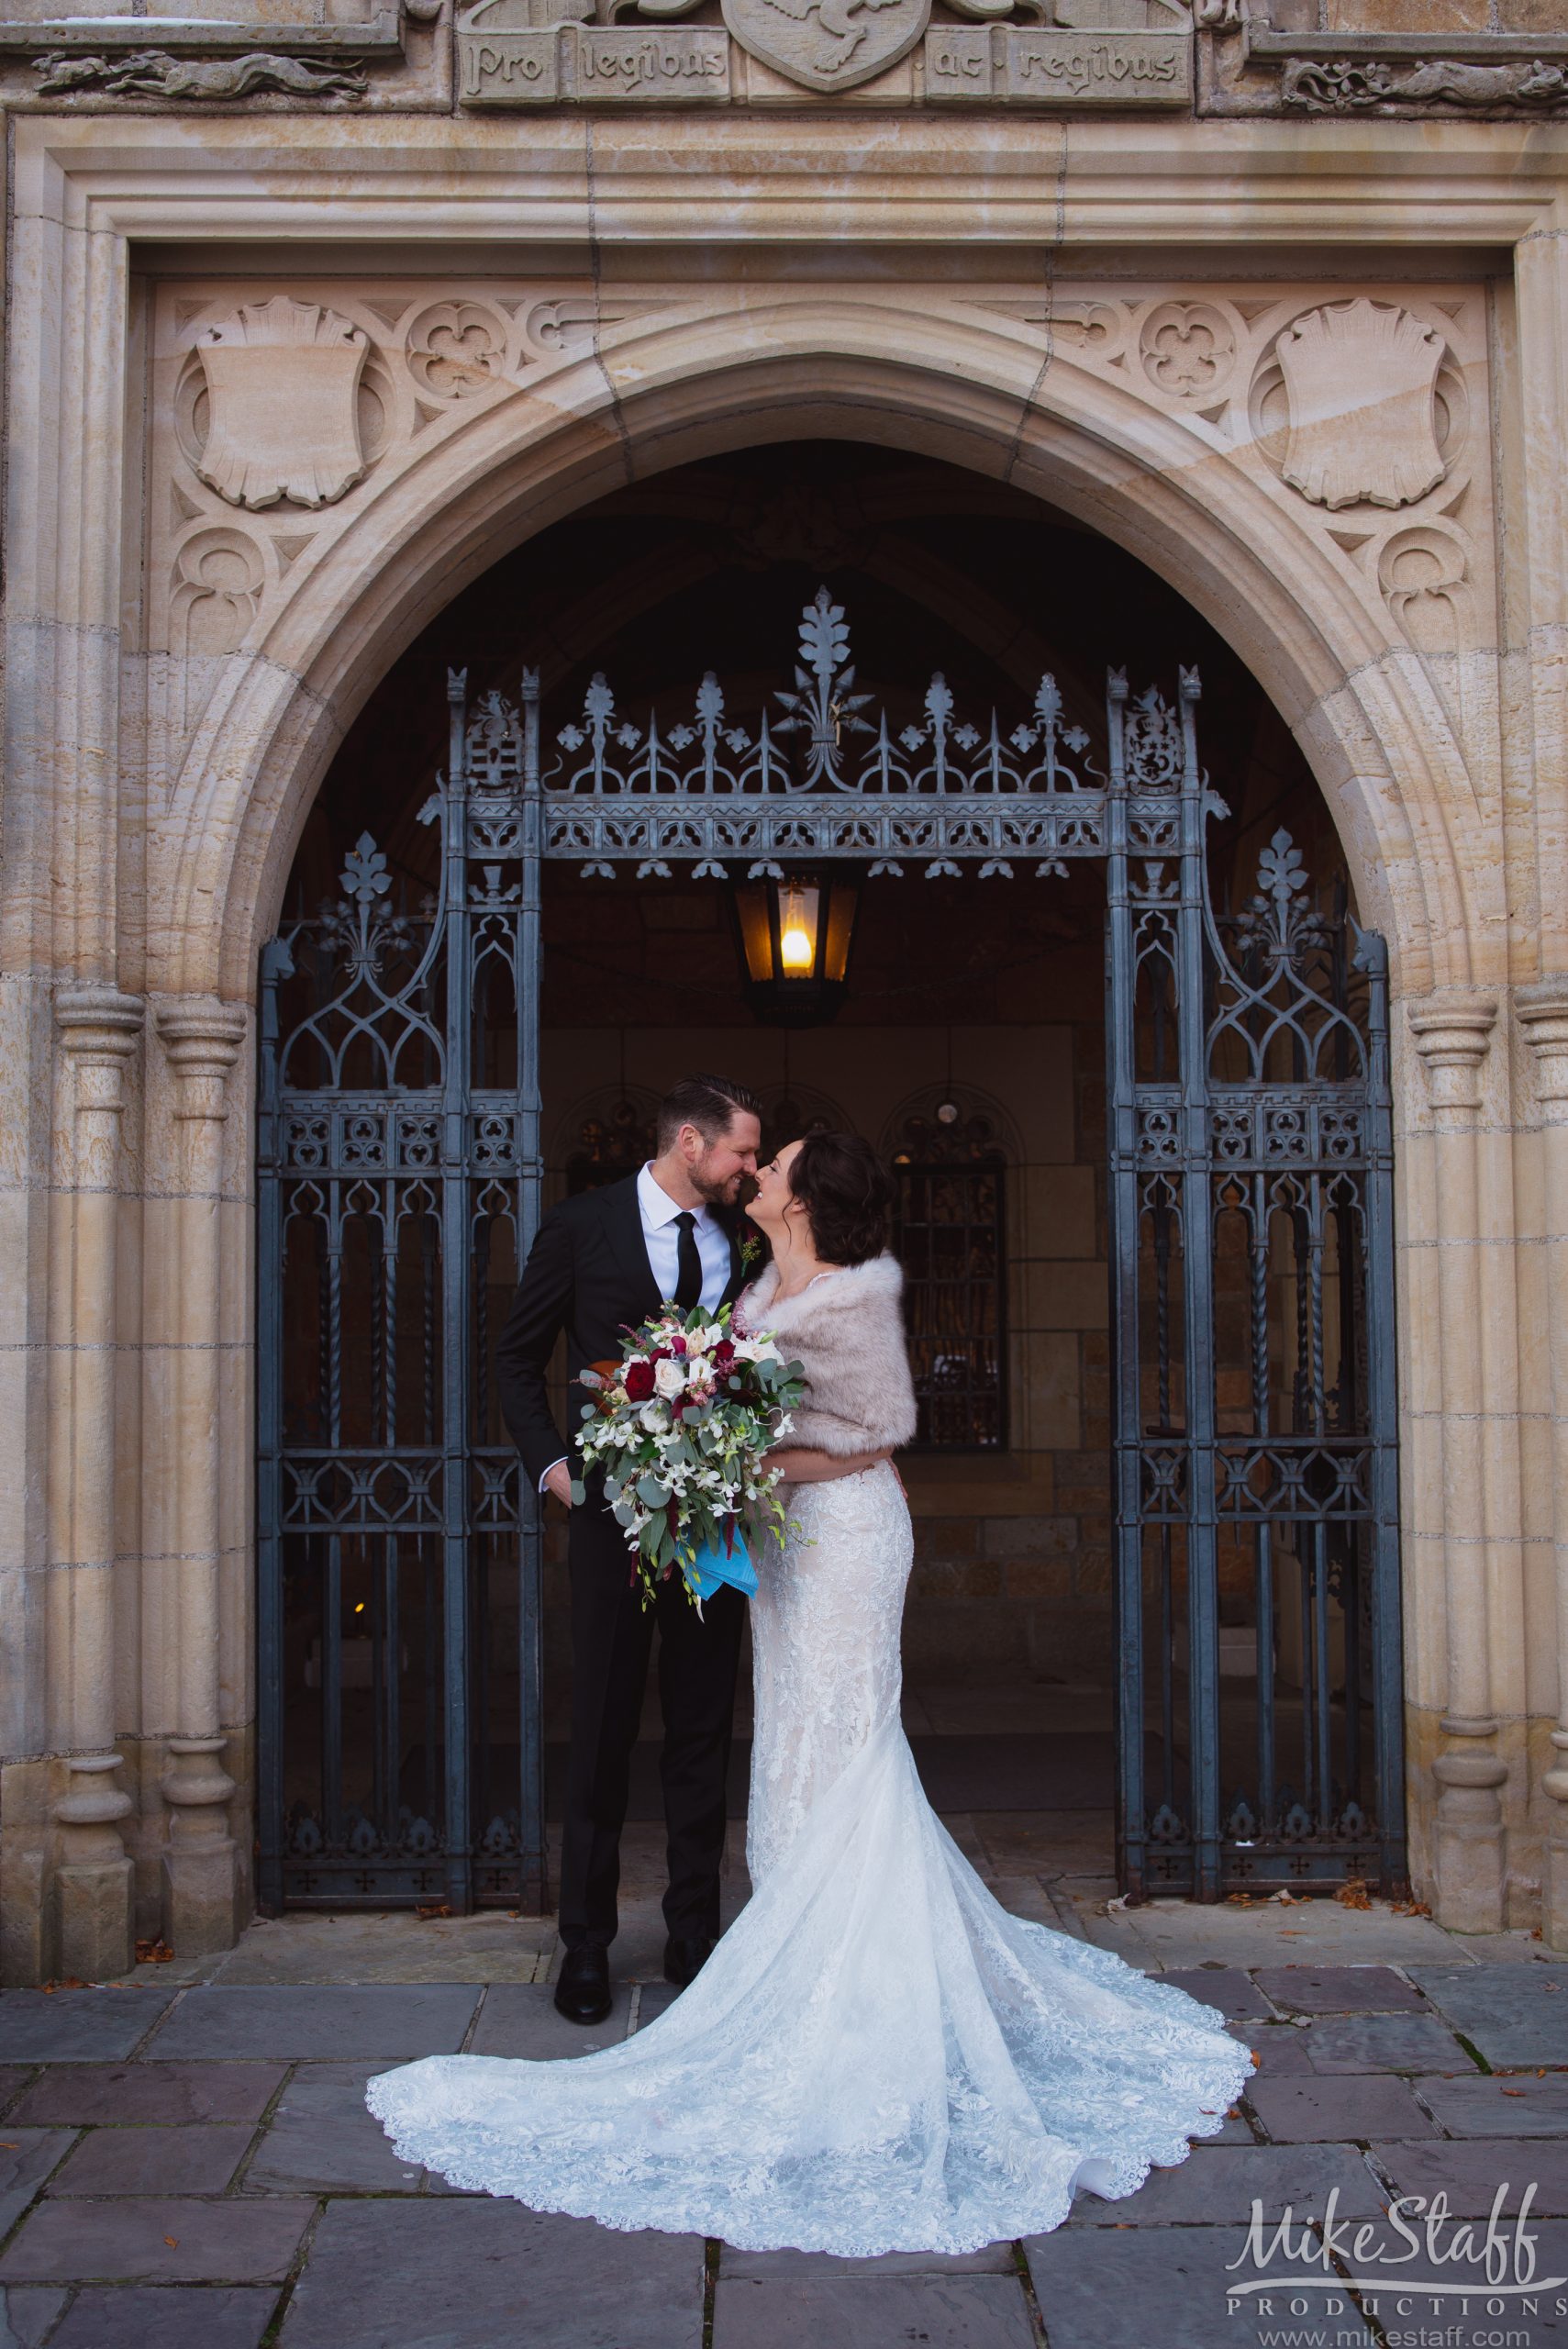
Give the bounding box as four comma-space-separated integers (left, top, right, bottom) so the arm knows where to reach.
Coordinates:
9, 115, 1559, 1975
154, 305, 1486, 1005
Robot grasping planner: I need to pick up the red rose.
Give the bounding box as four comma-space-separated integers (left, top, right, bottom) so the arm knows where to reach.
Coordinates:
624, 1361, 655, 1402
713, 1339, 736, 1372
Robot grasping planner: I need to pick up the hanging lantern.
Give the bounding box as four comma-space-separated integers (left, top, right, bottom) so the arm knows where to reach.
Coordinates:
730, 868, 861, 1028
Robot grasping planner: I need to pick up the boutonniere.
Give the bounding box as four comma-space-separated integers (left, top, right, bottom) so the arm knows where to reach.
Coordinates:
740, 1220, 762, 1273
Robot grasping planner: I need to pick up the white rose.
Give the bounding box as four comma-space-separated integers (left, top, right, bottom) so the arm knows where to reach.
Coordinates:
653, 1356, 686, 1400
684, 1323, 714, 1356
640, 1400, 671, 1434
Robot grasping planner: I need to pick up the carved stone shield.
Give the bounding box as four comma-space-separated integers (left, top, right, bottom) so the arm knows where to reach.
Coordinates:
1275, 299, 1446, 512
721, 0, 929, 94
196, 298, 368, 512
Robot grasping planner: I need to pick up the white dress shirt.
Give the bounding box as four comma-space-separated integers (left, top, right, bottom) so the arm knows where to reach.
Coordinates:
636, 1160, 732, 1314
539, 1163, 734, 1491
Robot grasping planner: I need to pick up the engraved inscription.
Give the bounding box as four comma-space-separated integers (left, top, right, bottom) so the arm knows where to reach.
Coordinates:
925, 24, 1190, 105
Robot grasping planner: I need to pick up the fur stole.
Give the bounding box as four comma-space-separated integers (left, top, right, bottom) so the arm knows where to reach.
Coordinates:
738, 1252, 917, 1458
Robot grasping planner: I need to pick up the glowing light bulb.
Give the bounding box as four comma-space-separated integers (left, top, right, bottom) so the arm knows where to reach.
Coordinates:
780, 925, 813, 972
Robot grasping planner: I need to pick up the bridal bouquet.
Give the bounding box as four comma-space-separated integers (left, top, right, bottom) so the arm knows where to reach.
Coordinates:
570, 1304, 806, 1610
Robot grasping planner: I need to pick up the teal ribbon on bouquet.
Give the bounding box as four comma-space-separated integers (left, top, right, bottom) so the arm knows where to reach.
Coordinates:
683, 1524, 757, 1609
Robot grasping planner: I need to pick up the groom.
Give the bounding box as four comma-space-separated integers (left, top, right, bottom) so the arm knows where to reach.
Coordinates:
496, 1073, 762, 2025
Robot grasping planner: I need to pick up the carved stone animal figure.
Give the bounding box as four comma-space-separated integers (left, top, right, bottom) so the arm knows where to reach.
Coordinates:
758, 0, 904, 74
35, 48, 368, 99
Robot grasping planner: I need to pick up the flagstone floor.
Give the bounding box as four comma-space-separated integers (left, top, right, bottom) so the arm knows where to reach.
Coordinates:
3, 1825, 1565, 2349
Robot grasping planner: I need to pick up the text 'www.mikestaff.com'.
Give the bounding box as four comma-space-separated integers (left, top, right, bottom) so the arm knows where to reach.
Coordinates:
1224, 2181, 1566, 2348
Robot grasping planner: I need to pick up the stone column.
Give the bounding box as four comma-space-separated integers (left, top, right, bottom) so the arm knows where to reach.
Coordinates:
1409, 996, 1507, 1932
1518, 978, 1568, 1950
155, 998, 249, 1953
50, 985, 143, 1979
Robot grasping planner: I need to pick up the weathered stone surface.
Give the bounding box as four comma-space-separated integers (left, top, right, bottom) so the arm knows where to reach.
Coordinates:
467, 1981, 631, 2058
1403, 1964, 1568, 2065
1251, 1966, 1427, 2015
244, 2062, 426, 2193
712, 2274, 1036, 2347
1064, 2143, 1384, 2224
46, 2122, 254, 2197
1371, 2134, 1568, 2215
0, 2289, 68, 2349
0, 2134, 77, 2235
0, 2198, 313, 2284
1245, 2074, 1439, 2142
1162, 1967, 1275, 2020
148, 1985, 481, 2061
1417, 2072, 1568, 2136
1232, 2021, 1314, 2076
0, 2070, 34, 2116
11, 2061, 286, 2125
0, 1992, 172, 2063
46, 2286, 277, 2349
1025, 2223, 1376, 2346
1301, 2013, 1475, 2072
275, 2199, 703, 2348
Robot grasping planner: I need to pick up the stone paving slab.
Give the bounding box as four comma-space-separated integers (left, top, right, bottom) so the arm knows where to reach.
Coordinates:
1064, 2142, 1384, 2224
0, 2137, 76, 2238
1298, 2012, 1476, 2073
0, 1994, 173, 2065
1244, 2073, 1439, 2142
466, 1981, 632, 2058
243, 2061, 427, 2194
1403, 1962, 1568, 2066
711, 2274, 1036, 2347
11, 2062, 287, 2126
0, 2197, 314, 2284
212, 1910, 550, 1987
718, 2242, 1020, 2277
1023, 2223, 1378, 2349
1121, 1902, 1457, 1969
1371, 2133, 1568, 2215
46, 2122, 254, 2197
1161, 1966, 1276, 2020
1417, 2071, 1568, 2135
0, 2075, 33, 2121
0, 2287, 67, 2348
275, 2199, 704, 2349
147, 1985, 483, 2062
1230, 2021, 1313, 2076
45, 2285, 277, 2349
1251, 1965, 1428, 2015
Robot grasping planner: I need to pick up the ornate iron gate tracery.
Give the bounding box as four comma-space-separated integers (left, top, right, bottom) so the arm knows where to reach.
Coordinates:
258, 587, 1405, 1909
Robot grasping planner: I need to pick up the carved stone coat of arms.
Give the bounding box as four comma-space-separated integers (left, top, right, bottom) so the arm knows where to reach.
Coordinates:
720, 0, 929, 90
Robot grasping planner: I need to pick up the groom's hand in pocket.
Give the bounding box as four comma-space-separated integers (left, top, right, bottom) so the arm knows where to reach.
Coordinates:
542, 1461, 575, 1509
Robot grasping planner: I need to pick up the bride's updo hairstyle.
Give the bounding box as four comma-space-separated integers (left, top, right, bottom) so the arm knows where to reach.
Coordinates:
786, 1132, 894, 1268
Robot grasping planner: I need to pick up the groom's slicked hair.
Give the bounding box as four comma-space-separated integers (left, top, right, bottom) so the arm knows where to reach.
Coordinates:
657, 1073, 762, 1154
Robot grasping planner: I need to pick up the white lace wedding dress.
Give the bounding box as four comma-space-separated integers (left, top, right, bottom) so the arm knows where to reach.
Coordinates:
366, 1456, 1255, 2255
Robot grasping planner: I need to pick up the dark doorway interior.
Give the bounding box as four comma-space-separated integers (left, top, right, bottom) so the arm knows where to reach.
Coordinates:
264, 440, 1378, 1917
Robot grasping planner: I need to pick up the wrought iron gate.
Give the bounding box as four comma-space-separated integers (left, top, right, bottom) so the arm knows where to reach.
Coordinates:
258, 588, 1405, 1909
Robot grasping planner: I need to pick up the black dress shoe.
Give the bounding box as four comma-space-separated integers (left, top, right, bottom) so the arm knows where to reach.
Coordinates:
553, 1946, 612, 2025
663, 1933, 715, 1989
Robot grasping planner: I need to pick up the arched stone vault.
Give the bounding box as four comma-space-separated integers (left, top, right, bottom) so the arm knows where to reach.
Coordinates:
148, 304, 1489, 1006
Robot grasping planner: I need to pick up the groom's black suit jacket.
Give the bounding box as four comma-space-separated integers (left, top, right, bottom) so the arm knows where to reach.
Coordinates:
495, 1173, 747, 1493
495, 1171, 750, 1949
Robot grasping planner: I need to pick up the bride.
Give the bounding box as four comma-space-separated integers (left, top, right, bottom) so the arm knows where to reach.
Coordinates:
367, 1130, 1254, 2255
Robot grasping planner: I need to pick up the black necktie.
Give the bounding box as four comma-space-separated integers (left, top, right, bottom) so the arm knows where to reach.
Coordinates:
673, 1211, 703, 1310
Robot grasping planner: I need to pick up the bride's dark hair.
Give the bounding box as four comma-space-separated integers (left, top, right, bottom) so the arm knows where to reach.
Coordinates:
786, 1132, 894, 1268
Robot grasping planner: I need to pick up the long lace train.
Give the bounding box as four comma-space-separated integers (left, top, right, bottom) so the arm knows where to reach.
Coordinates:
367, 1463, 1254, 2254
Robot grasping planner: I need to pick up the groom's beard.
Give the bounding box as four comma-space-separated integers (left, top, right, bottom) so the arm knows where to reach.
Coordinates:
691, 1169, 750, 1210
